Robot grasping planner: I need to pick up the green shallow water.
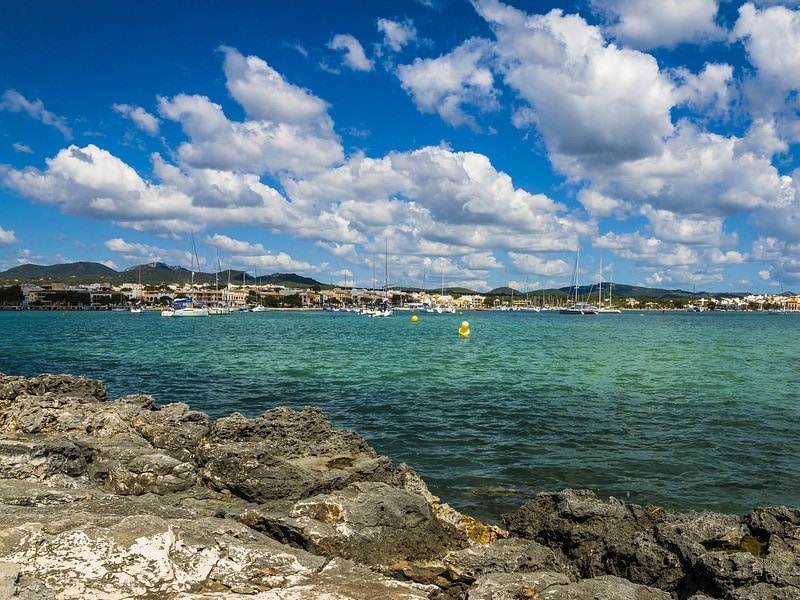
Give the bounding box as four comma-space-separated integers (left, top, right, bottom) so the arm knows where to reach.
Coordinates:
1, 308, 798, 522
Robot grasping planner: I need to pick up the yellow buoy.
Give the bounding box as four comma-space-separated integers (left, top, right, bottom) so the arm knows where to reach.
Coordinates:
411, 315, 419, 323
458, 320, 470, 337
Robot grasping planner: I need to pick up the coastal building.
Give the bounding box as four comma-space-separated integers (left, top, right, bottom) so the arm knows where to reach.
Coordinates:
453, 294, 485, 310
20, 285, 45, 306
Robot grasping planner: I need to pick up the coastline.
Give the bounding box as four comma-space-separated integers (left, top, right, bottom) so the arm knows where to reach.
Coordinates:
0, 371, 798, 599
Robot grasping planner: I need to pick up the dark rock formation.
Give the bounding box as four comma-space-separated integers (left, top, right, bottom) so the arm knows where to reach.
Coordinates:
503, 488, 800, 599
0, 372, 798, 600
196, 406, 393, 502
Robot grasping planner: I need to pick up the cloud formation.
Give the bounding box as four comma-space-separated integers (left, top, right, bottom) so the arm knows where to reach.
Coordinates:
328, 34, 375, 71
592, 0, 724, 48
2, 1, 800, 290
1, 90, 73, 140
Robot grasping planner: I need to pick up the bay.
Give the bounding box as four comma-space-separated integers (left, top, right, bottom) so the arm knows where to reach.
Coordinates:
1, 308, 798, 523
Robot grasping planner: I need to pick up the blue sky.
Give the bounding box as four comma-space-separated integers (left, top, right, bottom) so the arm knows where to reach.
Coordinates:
2, 0, 800, 293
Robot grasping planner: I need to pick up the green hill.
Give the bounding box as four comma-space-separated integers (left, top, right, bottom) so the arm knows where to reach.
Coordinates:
487, 283, 719, 301
0, 262, 119, 282
0, 261, 325, 289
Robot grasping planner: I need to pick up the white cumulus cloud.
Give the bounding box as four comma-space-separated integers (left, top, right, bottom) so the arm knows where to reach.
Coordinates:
592, 0, 724, 48
328, 34, 375, 72
113, 103, 160, 135
378, 18, 418, 52
0, 226, 18, 246
397, 37, 499, 130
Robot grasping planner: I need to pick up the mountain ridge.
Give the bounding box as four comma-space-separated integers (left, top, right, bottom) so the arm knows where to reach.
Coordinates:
0, 261, 781, 298
0, 262, 324, 289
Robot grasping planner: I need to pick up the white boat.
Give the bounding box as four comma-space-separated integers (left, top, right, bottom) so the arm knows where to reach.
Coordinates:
208, 255, 233, 315
560, 250, 598, 315
162, 297, 209, 317
596, 260, 622, 314
561, 301, 598, 315
130, 266, 144, 313
250, 305, 269, 312
162, 233, 209, 317
362, 240, 393, 317
596, 306, 622, 314
172, 306, 209, 317
162, 307, 210, 317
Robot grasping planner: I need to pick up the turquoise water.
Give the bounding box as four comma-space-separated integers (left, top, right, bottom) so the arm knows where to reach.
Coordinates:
1, 308, 798, 522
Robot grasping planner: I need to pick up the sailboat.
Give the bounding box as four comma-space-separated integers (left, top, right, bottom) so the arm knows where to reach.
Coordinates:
162, 233, 209, 317
440, 266, 456, 313
596, 260, 622, 314
130, 264, 144, 313
364, 241, 393, 317
560, 249, 598, 315
208, 253, 233, 315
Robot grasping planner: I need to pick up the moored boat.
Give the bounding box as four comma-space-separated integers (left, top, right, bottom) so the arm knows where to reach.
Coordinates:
560, 249, 598, 315
560, 301, 598, 315
162, 297, 209, 317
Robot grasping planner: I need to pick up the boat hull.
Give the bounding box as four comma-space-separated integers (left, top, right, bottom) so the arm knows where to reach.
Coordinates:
163, 307, 209, 317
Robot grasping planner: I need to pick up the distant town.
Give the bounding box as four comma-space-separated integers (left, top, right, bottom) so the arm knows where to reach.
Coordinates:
0, 261, 796, 312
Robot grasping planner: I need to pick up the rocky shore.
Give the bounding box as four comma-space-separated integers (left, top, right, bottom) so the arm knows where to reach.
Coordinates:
0, 373, 797, 599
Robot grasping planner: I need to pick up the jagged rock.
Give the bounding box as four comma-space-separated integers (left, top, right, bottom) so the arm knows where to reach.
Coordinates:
467, 573, 672, 599
466, 571, 572, 599
0, 373, 107, 407
745, 506, 800, 593
727, 583, 800, 600
0, 436, 87, 481
502, 488, 800, 600
243, 481, 468, 565
747, 506, 800, 541
654, 509, 751, 562
503, 488, 684, 591
393, 463, 508, 545
130, 399, 210, 463
85, 440, 199, 495
442, 537, 577, 584
0, 509, 436, 600
196, 407, 393, 502
654, 509, 758, 596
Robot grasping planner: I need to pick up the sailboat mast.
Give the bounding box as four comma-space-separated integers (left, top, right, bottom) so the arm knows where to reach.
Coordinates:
598, 259, 603, 307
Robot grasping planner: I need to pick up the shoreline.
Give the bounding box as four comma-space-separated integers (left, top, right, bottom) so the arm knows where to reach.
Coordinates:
1, 371, 798, 599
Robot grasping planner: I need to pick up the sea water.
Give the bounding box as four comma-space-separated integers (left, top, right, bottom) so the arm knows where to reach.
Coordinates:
1, 308, 798, 523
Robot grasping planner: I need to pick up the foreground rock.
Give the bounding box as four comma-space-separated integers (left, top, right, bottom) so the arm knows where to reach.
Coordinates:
0, 373, 797, 599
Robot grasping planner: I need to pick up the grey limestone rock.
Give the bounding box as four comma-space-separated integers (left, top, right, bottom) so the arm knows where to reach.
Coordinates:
467, 573, 672, 600
259, 480, 468, 565
196, 406, 393, 502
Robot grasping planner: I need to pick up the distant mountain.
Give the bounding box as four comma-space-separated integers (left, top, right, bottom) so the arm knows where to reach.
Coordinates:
258, 272, 322, 288
0, 261, 326, 289
487, 286, 525, 296
487, 283, 720, 300
0, 262, 119, 282
0, 261, 761, 298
